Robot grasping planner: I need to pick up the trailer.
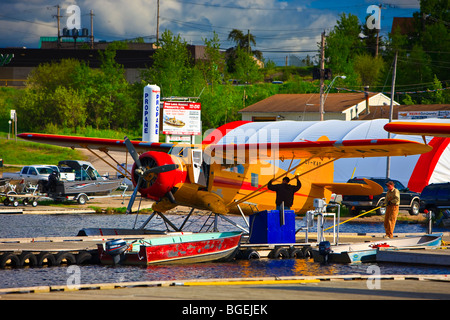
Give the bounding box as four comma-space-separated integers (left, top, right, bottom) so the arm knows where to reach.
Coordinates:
0, 178, 43, 207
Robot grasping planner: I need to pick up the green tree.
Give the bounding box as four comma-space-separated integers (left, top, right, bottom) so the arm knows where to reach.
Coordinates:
325, 13, 364, 78
197, 31, 225, 92
422, 75, 446, 104
16, 44, 139, 133
232, 46, 263, 84
142, 30, 193, 97
397, 44, 434, 86
353, 53, 385, 87
226, 29, 263, 74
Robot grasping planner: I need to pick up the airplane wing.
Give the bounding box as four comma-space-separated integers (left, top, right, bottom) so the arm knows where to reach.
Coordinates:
205, 138, 432, 163
384, 121, 450, 138
17, 133, 175, 153
18, 133, 432, 162
313, 178, 383, 196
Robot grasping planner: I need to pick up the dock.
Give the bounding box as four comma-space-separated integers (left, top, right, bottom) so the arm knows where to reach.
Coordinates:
377, 247, 450, 266
1, 232, 449, 268
1, 274, 449, 300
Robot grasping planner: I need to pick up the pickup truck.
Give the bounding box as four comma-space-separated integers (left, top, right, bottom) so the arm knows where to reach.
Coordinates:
341, 177, 421, 216
3, 165, 74, 185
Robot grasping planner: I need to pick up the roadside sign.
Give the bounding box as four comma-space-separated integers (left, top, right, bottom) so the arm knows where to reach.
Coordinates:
162, 101, 201, 135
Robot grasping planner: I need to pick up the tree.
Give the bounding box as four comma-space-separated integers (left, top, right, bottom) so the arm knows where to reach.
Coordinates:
397, 44, 434, 86
226, 29, 263, 74
325, 13, 364, 78
227, 29, 262, 60
18, 59, 88, 131
197, 31, 225, 92
17, 44, 139, 133
142, 30, 193, 97
353, 53, 385, 87
232, 46, 263, 84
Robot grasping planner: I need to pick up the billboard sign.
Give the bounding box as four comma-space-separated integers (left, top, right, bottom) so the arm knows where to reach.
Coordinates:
398, 111, 450, 120
163, 101, 201, 135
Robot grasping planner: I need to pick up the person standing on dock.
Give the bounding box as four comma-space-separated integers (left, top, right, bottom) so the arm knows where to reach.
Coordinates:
384, 181, 400, 238
268, 176, 301, 211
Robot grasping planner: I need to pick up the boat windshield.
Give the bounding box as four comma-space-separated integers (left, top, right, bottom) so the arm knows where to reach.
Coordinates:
83, 165, 102, 180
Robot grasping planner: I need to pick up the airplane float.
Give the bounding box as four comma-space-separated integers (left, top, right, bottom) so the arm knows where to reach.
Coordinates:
17, 120, 432, 232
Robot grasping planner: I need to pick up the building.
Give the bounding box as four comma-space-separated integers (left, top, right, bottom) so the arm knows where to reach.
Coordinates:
0, 47, 156, 86
239, 92, 398, 121
391, 17, 415, 35
0, 41, 212, 87
358, 104, 450, 120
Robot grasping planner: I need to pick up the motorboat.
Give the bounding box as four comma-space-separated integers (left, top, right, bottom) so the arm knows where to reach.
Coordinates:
97, 231, 242, 265
39, 160, 122, 204
312, 233, 443, 263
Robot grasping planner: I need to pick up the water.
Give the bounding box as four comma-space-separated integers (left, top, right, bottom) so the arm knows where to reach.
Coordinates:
0, 213, 449, 289
1, 213, 447, 238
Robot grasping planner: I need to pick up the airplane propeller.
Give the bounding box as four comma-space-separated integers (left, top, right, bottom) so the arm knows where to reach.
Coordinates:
124, 136, 178, 214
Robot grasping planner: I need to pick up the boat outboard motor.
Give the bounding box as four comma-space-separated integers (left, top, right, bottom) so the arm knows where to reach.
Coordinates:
105, 239, 128, 265
318, 241, 332, 263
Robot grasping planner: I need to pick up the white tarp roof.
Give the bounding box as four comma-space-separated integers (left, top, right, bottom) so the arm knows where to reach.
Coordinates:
215, 119, 450, 191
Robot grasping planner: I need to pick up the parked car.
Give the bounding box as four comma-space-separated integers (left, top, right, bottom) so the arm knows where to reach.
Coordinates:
419, 182, 450, 214
3, 165, 75, 185
342, 177, 421, 215
3, 165, 59, 185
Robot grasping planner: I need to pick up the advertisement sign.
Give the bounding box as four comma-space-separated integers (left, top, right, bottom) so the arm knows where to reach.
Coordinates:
163, 101, 201, 135
142, 84, 160, 142
398, 111, 450, 120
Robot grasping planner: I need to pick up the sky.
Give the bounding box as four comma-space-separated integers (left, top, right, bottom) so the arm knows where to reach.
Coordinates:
0, 0, 421, 65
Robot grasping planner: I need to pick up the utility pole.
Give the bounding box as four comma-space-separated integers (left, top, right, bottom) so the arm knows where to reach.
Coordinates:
247, 29, 250, 55
54, 5, 62, 48
319, 31, 326, 121
90, 10, 95, 49
156, 0, 160, 44
375, 4, 382, 57
386, 51, 398, 178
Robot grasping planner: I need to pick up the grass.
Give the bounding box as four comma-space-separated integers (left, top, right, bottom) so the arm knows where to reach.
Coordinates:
0, 138, 85, 166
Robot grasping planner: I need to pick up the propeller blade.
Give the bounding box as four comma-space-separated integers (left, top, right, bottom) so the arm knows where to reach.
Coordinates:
124, 136, 142, 169
126, 175, 142, 214
143, 164, 179, 176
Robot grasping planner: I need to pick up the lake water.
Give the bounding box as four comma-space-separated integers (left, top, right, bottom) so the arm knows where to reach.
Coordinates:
0, 213, 449, 289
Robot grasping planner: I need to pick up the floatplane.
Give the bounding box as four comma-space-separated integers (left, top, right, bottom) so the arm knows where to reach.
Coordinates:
17, 121, 432, 235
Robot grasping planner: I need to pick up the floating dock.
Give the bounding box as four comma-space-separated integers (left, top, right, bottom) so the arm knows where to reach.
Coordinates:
0, 234, 314, 268
1, 232, 449, 268
377, 247, 450, 266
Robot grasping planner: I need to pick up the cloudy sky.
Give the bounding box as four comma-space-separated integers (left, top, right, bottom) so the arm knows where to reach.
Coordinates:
0, 0, 420, 64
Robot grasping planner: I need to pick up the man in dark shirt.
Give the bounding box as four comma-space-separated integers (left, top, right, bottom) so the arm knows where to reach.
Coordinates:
268, 176, 301, 210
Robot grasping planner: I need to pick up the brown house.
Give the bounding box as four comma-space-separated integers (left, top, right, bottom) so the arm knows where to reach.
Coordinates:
239, 92, 398, 121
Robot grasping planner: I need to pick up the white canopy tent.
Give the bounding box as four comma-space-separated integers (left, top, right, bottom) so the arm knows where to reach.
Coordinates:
210, 119, 450, 192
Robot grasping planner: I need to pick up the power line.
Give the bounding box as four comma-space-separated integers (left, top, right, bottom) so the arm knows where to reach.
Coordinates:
0, 14, 55, 29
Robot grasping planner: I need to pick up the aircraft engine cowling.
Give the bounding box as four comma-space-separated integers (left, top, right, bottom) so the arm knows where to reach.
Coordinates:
132, 151, 185, 201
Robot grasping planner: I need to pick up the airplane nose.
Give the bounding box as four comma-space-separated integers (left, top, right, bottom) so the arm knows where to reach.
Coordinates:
132, 151, 185, 201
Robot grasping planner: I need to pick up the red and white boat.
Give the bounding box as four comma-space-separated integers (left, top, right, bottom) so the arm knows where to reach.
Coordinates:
97, 231, 242, 265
